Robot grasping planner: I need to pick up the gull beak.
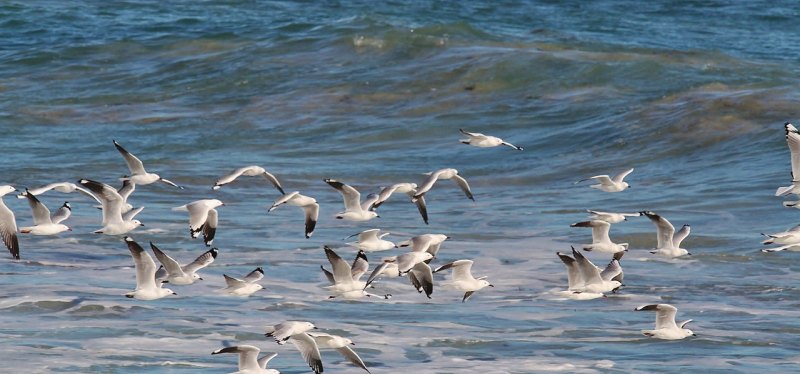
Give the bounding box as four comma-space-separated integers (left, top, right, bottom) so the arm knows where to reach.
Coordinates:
172, 292, 178, 295
198, 277, 204, 281
67, 227, 73, 231
139, 223, 145, 226
489, 284, 495, 287
350, 342, 356, 346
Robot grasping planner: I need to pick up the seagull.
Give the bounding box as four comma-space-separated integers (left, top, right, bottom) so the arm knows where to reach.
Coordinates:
0, 185, 20, 259
280, 331, 323, 374
761, 224, 800, 245
344, 229, 396, 252
586, 209, 641, 223
554, 252, 604, 300
268, 191, 319, 238
211, 345, 280, 374
569, 220, 628, 254
371, 183, 428, 224
776, 123, 800, 197
152, 242, 217, 285
433, 259, 493, 302
223, 267, 265, 296
51, 202, 72, 224
17, 181, 102, 205
575, 168, 633, 192
570, 247, 623, 293
397, 233, 449, 256
113, 140, 183, 188
459, 129, 523, 150
321, 246, 390, 299
635, 304, 695, 340
213, 165, 285, 195
264, 321, 318, 345
412, 168, 474, 202
18, 190, 71, 235
123, 236, 176, 300
78, 179, 144, 235
308, 332, 371, 373
323, 179, 378, 221
640, 211, 691, 257
172, 199, 224, 246
90, 181, 136, 214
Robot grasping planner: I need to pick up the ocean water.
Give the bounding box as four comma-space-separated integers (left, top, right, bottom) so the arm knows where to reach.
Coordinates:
2, 1, 800, 372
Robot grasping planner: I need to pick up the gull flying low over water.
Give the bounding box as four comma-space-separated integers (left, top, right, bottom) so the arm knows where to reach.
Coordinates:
557, 248, 623, 297
321, 246, 390, 300
265, 321, 317, 345
18, 181, 102, 205
364, 257, 434, 299
0, 185, 20, 259
213, 165, 285, 195
18, 191, 71, 235
412, 168, 474, 202
776, 123, 800, 197
211, 345, 280, 374
640, 211, 691, 257
345, 229, 396, 252
397, 233, 450, 259
433, 259, 493, 302
586, 209, 641, 223
123, 236, 176, 300
323, 179, 379, 221
459, 129, 523, 150
761, 224, 800, 246
78, 179, 144, 235
223, 267, 265, 296
570, 220, 628, 254
371, 182, 428, 224
152, 242, 217, 285
575, 168, 634, 192
268, 191, 319, 238
761, 243, 800, 253
635, 303, 695, 340
173, 199, 224, 246
113, 140, 183, 188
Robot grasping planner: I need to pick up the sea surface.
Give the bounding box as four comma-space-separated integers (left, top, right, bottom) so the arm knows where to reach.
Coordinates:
2, 1, 800, 373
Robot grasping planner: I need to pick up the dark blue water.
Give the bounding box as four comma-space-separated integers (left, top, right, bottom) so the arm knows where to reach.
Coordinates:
1, 1, 799, 373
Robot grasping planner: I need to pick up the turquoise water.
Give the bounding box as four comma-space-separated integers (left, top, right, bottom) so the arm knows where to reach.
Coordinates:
2, 1, 800, 372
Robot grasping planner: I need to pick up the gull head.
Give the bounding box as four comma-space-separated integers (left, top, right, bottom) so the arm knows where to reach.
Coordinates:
208, 199, 225, 209
0, 185, 16, 196
478, 279, 492, 289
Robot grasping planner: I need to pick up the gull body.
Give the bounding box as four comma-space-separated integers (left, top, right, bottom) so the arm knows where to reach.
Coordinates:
223, 267, 265, 296
78, 179, 143, 235
640, 211, 691, 257
397, 233, 449, 258
761, 224, 800, 245
173, 199, 224, 246
345, 229, 396, 252
211, 345, 280, 374
555, 252, 605, 300
412, 168, 474, 202
321, 247, 389, 299
575, 168, 633, 192
213, 165, 285, 195
459, 129, 523, 150
776, 123, 800, 197
570, 220, 628, 254
123, 237, 176, 300
433, 259, 493, 302
635, 303, 695, 340
18, 191, 71, 235
152, 243, 217, 285
0, 185, 20, 259
323, 179, 378, 221
268, 191, 319, 238
558, 248, 623, 296
114, 140, 182, 188
308, 332, 371, 373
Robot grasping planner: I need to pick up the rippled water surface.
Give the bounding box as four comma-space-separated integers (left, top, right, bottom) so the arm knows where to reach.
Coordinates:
2, 1, 800, 373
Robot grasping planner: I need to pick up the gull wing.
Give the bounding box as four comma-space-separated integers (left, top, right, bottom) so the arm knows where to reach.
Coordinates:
243, 267, 264, 283
673, 225, 691, 248
203, 209, 218, 246
408, 261, 433, 298
413, 194, 429, 224
350, 250, 369, 281
223, 274, 246, 288
599, 259, 623, 282
320, 265, 335, 284
364, 260, 393, 288
0, 198, 19, 259
122, 206, 144, 222
590, 175, 614, 186
373, 184, 401, 208
324, 246, 354, 285
413, 170, 445, 198
358, 229, 381, 242
556, 252, 583, 290
125, 237, 158, 291
433, 259, 475, 282
183, 247, 218, 274
334, 345, 370, 373
289, 333, 323, 374
211, 345, 261, 371
570, 220, 612, 244
361, 193, 379, 212
269, 191, 298, 212
451, 174, 474, 201
641, 211, 675, 248
257, 352, 279, 370
260, 170, 285, 195
786, 123, 800, 181
79, 179, 125, 225
324, 179, 362, 212
50, 202, 71, 224
22, 191, 53, 225
117, 180, 136, 202
303, 202, 319, 238
571, 247, 603, 285
113, 140, 147, 175
149, 242, 184, 277
612, 168, 634, 183
636, 303, 679, 330
213, 166, 252, 189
